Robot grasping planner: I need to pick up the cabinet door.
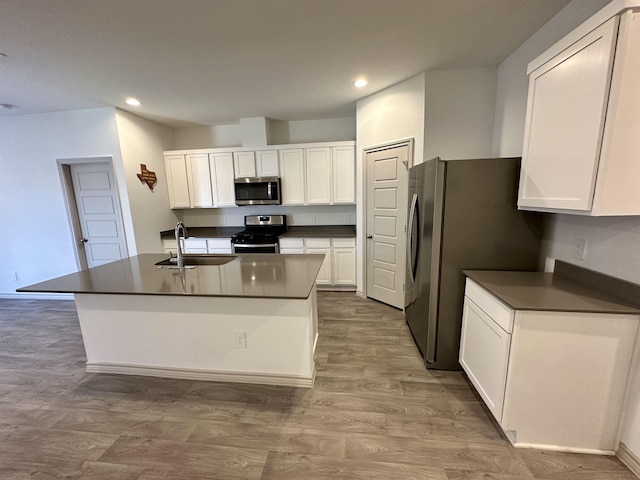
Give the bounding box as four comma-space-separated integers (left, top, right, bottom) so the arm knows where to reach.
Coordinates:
233, 151, 257, 178
164, 155, 191, 208
279, 149, 305, 205
332, 247, 356, 285
459, 297, 511, 422
305, 147, 332, 204
518, 18, 618, 212
255, 150, 279, 177
210, 152, 236, 207
306, 247, 331, 285
332, 145, 355, 204
186, 153, 213, 207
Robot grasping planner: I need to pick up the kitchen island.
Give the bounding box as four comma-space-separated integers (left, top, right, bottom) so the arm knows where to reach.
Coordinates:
18, 253, 324, 387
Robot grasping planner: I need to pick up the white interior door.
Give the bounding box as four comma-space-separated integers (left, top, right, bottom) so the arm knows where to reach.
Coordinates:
365, 144, 410, 309
70, 162, 127, 268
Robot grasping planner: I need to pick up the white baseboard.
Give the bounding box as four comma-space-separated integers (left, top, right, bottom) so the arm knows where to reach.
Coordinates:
0, 292, 74, 301
86, 362, 316, 388
618, 442, 640, 478
512, 442, 615, 456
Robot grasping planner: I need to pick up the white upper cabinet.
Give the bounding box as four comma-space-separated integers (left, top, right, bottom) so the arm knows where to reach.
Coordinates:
233, 151, 257, 178
164, 141, 355, 208
209, 152, 236, 207
164, 154, 191, 208
519, 8, 640, 215
332, 145, 356, 204
255, 150, 280, 177
279, 148, 306, 205
186, 153, 214, 207
305, 147, 332, 204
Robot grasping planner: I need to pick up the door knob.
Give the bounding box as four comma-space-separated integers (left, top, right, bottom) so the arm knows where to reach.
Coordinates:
80, 238, 88, 243
366, 234, 373, 239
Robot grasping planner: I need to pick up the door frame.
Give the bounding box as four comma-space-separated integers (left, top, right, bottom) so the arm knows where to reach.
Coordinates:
57, 156, 129, 270
362, 138, 414, 301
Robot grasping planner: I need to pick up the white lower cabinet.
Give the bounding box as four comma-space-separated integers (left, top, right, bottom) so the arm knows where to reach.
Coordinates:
162, 238, 231, 255
460, 278, 639, 454
279, 237, 355, 288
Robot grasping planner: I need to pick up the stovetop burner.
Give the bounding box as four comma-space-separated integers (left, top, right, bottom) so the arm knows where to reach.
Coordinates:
231, 214, 287, 246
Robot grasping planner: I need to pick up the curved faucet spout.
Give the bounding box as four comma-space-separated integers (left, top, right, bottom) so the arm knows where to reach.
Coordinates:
174, 222, 189, 268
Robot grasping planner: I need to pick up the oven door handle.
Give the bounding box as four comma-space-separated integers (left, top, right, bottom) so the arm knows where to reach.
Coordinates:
232, 243, 278, 248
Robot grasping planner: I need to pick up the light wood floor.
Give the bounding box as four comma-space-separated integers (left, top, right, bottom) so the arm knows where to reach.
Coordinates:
0, 293, 636, 479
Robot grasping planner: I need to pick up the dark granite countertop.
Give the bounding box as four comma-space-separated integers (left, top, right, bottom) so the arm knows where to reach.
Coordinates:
280, 225, 356, 238
18, 254, 324, 299
160, 227, 244, 240
463, 269, 640, 314
160, 225, 356, 240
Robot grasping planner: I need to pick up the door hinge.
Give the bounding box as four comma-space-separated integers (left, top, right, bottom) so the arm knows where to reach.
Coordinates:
402, 283, 405, 291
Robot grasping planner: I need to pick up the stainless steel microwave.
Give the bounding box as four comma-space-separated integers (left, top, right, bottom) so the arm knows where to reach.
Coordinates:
234, 177, 281, 205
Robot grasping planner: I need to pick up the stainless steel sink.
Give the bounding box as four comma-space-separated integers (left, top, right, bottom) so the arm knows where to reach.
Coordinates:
155, 255, 237, 267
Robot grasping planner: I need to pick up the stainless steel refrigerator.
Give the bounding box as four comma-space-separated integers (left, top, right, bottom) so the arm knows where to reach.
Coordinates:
405, 157, 542, 370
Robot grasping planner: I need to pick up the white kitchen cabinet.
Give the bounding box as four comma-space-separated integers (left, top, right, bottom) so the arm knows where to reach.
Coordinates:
186, 153, 213, 207
233, 151, 256, 178
459, 289, 512, 420
460, 278, 639, 454
279, 236, 355, 288
209, 152, 236, 207
255, 150, 279, 177
207, 238, 232, 254
519, 8, 640, 215
182, 238, 208, 254
279, 149, 306, 205
332, 145, 356, 204
331, 238, 356, 285
305, 147, 332, 205
164, 155, 191, 208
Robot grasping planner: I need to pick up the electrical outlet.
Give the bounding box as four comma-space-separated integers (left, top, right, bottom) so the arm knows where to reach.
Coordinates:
11, 271, 18, 281
346, 214, 352, 223
310, 215, 316, 224
221, 215, 226, 225
234, 331, 246, 348
573, 238, 587, 261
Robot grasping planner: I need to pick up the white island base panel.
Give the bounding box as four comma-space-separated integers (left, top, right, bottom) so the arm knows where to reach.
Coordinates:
501, 310, 638, 455
74, 289, 318, 387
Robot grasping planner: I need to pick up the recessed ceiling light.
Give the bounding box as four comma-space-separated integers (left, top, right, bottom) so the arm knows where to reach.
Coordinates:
354, 79, 368, 88
125, 97, 142, 106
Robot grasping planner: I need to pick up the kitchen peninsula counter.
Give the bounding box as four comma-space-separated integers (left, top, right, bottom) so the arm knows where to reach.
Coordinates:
19, 253, 324, 299
19, 254, 324, 387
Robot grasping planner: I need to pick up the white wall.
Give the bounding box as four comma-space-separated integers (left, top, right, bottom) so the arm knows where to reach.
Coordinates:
270, 117, 356, 145
178, 204, 356, 228
355, 73, 426, 294
0, 108, 125, 295
173, 124, 242, 150
114, 109, 177, 254
173, 117, 356, 150
424, 68, 497, 161
493, 0, 640, 461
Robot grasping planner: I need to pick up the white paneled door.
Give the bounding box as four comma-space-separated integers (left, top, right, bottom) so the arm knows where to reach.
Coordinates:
70, 163, 127, 268
365, 143, 410, 309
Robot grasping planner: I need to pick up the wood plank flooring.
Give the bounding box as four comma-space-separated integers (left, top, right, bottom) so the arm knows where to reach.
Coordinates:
0, 293, 636, 479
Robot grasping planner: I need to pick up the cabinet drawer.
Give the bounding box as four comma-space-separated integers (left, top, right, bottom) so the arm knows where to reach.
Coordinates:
279, 238, 304, 249
464, 279, 514, 333
305, 238, 330, 248
280, 248, 304, 254
207, 238, 231, 249
183, 238, 208, 250
331, 237, 355, 248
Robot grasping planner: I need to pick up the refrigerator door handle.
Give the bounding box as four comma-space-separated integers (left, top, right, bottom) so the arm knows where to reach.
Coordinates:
406, 193, 418, 286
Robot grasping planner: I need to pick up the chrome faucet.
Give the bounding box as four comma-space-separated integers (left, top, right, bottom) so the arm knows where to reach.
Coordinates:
174, 222, 189, 268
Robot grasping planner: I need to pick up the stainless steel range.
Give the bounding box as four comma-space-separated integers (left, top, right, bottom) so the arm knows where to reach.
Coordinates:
231, 215, 287, 254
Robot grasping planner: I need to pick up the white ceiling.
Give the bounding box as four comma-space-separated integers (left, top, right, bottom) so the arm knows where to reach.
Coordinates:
0, 0, 570, 128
